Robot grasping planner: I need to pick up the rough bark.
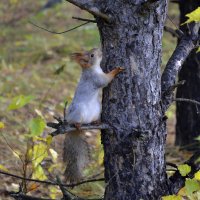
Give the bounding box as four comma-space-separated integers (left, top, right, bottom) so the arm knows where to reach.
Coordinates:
62, 0, 200, 198
175, 0, 200, 150
96, 1, 169, 199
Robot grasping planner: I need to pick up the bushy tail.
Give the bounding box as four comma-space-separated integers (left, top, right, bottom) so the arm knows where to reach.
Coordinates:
63, 130, 89, 183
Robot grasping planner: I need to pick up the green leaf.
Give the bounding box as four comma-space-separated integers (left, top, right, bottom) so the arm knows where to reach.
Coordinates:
49, 186, 60, 199
185, 179, 200, 196
49, 148, 58, 163
0, 122, 5, 129
46, 135, 52, 146
178, 164, 191, 177
32, 165, 47, 181
183, 7, 200, 24
162, 195, 182, 200
197, 47, 200, 53
0, 164, 9, 172
194, 171, 200, 181
8, 95, 34, 110
28, 117, 46, 136
32, 142, 48, 168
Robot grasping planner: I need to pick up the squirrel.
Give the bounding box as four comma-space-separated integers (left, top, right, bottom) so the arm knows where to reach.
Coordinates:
63, 48, 124, 183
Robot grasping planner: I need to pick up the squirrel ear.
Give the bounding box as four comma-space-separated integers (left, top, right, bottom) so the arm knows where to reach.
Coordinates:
70, 52, 83, 60
70, 52, 90, 68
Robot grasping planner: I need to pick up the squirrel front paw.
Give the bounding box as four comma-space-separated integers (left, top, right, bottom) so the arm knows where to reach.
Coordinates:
113, 67, 125, 76
116, 67, 125, 74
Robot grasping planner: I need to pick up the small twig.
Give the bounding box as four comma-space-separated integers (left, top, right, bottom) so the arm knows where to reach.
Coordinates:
164, 26, 182, 38
7, 191, 53, 200
166, 162, 178, 169
162, 80, 185, 98
166, 14, 180, 31
171, 0, 180, 3
72, 17, 96, 23
53, 116, 63, 124
173, 98, 200, 107
29, 20, 90, 34
69, 177, 105, 187
56, 176, 73, 200
66, 0, 111, 23
0, 170, 104, 188
0, 170, 56, 185
0, 133, 25, 166
7, 190, 102, 200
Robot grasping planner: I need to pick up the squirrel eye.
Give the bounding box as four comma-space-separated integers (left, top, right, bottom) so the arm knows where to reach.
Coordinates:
91, 54, 94, 57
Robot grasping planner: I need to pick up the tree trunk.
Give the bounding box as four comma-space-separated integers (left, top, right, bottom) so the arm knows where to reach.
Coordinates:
97, 1, 170, 199
175, 0, 200, 150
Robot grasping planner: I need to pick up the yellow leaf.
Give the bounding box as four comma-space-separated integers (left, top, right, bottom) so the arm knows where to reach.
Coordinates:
32, 165, 47, 180
32, 143, 48, 168
49, 149, 58, 162
98, 148, 104, 165
13, 150, 22, 159
26, 148, 33, 162
34, 109, 44, 118
49, 186, 61, 199
162, 195, 182, 200
33, 136, 46, 142
46, 135, 52, 146
28, 183, 40, 192
197, 47, 200, 53
183, 7, 200, 24
178, 187, 186, 196
0, 164, 9, 172
0, 122, 5, 129
48, 163, 58, 173
194, 171, 200, 181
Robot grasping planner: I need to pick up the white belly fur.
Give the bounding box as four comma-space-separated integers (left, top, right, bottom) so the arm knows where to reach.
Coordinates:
80, 91, 101, 124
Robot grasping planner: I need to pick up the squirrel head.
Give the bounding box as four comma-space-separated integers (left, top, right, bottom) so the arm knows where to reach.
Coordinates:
71, 48, 102, 69
87, 48, 102, 67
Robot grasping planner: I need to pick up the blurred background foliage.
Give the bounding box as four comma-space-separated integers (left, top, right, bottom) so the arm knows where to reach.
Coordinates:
0, 0, 189, 199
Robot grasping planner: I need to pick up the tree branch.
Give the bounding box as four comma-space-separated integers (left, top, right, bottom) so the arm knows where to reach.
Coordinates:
170, 0, 180, 3
56, 176, 75, 200
169, 151, 200, 194
5, 191, 53, 200
162, 80, 185, 97
47, 121, 110, 137
65, 0, 111, 23
164, 26, 183, 38
173, 98, 200, 107
29, 20, 90, 34
161, 22, 200, 110
6, 190, 101, 200
72, 16, 96, 23
0, 170, 104, 188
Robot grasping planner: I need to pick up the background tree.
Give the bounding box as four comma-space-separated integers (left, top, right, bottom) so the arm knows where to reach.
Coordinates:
175, 0, 200, 151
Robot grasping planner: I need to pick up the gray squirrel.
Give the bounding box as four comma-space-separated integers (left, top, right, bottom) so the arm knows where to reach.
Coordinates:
63, 48, 124, 183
